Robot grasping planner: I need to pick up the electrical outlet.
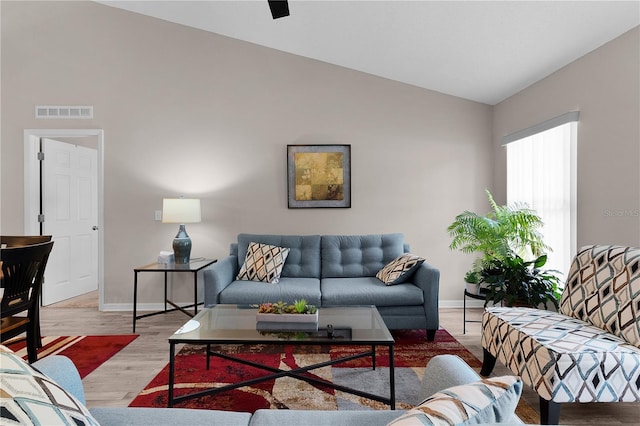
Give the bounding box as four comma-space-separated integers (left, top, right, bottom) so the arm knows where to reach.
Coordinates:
155, 210, 162, 221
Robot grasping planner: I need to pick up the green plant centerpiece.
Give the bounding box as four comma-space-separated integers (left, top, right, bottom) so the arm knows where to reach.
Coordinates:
257, 300, 317, 315
447, 190, 561, 308
256, 299, 319, 328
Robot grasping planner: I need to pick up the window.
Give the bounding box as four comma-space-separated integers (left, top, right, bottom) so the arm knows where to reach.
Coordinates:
504, 112, 578, 281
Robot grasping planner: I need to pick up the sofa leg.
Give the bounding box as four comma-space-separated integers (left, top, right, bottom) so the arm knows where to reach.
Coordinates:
425, 329, 436, 341
479, 348, 496, 376
539, 397, 561, 425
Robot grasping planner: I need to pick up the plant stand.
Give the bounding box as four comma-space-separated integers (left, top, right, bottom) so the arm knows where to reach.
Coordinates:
463, 288, 504, 334
463, 288, 487, 334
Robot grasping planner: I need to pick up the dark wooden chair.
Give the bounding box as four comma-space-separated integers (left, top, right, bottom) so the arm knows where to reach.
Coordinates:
0, 235, 52, 348
1, 235, 53, 247
1, 241, 54, 363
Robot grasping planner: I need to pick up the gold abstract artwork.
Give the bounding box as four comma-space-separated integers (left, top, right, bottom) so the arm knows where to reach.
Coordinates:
294, 152, 344, 201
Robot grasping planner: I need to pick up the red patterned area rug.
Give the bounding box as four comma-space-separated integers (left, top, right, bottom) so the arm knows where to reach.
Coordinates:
130, 328, 539, 421
131, 330, 482, 410
7, 335, 138, 378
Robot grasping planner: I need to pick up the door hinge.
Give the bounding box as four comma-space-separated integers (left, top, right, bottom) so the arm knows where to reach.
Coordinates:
37, 214, 45, 223
37, 151, 45, 161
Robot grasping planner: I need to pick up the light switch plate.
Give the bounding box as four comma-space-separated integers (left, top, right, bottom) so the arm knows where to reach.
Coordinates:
155, 210, 162, 221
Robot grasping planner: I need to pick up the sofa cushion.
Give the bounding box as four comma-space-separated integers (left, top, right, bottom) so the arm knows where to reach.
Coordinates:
387, 375, 522, 426
560, 245, 640, 347
237, 234, 321, 278
321, 234, 405, 278
90, 407, 251, 426
376, 253, 426, 285
220, 277, 322, 306
250, 409, 406, 426
321, 277, 424, 307
0, 346, 100, 426
237, 242, 290, 283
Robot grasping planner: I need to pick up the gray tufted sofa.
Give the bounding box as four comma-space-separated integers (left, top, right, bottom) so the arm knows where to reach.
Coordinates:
203, 233, 440, 340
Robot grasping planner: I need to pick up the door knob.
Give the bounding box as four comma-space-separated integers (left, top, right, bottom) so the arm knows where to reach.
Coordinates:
92, 226, 99, 231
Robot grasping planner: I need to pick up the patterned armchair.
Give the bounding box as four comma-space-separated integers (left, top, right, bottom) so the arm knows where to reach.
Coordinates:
480, 245, 640, 424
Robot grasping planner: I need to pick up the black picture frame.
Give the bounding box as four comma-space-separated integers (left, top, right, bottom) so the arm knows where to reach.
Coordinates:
287, 144, 351, 208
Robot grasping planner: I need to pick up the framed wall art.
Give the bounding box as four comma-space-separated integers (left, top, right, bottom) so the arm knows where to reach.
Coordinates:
287, 144, 351, 208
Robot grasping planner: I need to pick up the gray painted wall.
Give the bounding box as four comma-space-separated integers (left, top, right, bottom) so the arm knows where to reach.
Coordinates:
493, 27, 640, 250
1, 1, 493, 307
2, 2, 637, 309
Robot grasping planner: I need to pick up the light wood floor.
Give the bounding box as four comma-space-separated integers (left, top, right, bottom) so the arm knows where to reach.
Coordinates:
40, 294, 640, 425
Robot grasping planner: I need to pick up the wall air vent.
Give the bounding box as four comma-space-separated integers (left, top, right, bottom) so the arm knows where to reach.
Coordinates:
35, 105, 94, 119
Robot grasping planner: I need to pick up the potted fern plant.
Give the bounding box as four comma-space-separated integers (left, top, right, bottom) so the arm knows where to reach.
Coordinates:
447, 190, 560, 307
480, 254, 561, 308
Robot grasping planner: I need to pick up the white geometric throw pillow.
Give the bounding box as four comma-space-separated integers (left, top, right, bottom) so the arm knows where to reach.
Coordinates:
0, 345, 101, 426
236, 242, 291, 283
376, 253, 426, 285
387, 375, 522, 426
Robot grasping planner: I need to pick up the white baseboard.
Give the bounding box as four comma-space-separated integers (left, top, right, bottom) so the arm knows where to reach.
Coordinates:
101, 302, 200, 312
101, 300, 488, 311
439, 299, 486, 308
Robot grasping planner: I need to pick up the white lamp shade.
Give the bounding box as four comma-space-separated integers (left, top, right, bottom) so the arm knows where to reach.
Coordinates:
162, 198, 201, 224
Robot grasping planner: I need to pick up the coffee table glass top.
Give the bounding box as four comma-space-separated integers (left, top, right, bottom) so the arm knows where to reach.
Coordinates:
169, 305, 393, 344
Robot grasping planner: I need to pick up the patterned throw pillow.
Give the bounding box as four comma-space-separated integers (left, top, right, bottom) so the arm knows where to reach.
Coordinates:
236, 242, 291, 283
376, 253, 426, 285
387, 375, 522, 426
0, 346, 100, 426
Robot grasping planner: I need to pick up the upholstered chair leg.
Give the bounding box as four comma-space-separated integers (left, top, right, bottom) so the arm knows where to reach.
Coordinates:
539, 397, 561, 425
479, 348, 497, 376
426, 329, 436, 341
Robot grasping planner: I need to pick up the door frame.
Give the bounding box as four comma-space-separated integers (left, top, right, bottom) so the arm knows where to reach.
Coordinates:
24, 129, 105, 310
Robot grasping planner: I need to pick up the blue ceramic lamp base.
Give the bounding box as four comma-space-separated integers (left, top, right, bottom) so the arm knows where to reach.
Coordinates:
172, 224, 192, 264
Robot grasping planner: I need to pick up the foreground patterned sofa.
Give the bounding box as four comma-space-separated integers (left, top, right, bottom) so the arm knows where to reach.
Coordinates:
481, 245, 640, 424
18, 352, 524, 425
203, 233, 440, 340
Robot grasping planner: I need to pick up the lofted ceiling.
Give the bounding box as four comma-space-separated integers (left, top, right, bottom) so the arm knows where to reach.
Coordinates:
97, 1, 640, 105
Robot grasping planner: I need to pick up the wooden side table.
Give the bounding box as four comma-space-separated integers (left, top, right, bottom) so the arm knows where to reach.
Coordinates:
132, 258, 216, 332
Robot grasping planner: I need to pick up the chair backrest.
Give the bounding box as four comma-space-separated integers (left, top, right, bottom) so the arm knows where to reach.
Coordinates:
559, 245, 640, 347
1, 241, 54, 318
1, 235, 52, 247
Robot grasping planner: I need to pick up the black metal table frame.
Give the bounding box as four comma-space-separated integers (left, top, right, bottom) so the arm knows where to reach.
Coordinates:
168, 338, 395, 409
132, 259, 216, 332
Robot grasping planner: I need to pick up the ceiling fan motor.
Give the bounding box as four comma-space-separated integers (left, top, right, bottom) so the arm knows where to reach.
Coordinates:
268, 0, 289, 19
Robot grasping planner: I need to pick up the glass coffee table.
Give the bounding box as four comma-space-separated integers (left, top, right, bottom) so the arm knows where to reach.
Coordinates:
168, 305, 396, 409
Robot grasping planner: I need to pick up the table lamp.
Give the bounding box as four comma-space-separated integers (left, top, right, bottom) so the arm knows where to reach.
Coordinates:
162, 198, 201, 264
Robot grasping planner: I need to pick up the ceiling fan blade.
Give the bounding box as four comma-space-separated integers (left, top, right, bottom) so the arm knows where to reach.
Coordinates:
268, 0, 289, 19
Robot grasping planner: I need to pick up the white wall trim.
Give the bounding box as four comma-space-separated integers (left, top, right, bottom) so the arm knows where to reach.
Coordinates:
439, 299, 487, 309
103, 302, 199, 312
501, 110, 580, 146
101, 300, 489, 311
23, 129, 105, 310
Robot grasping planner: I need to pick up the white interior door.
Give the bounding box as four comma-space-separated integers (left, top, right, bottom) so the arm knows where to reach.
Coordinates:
41, 138, 99, 305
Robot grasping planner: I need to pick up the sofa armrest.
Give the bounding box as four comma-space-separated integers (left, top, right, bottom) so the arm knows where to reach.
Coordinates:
32, 355, 86, 404
203, 255, 238, 306
420, 355, 524, 424
410, 261, 440, 331
420, 354, 480, 400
